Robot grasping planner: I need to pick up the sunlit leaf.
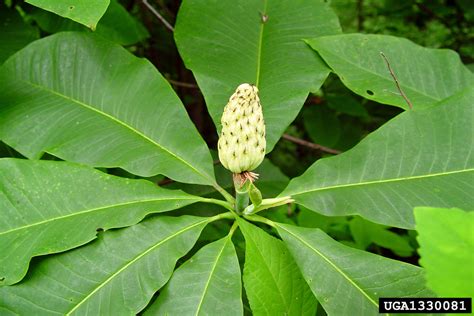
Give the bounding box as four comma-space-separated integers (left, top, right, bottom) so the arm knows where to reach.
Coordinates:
281, 87, 474, 228
239, 218, 317, 315
415, 207, 474, 298
175, 0, 341, 151
25, 0, 110, 29
276, 223, 433, 315
146, 235, 243, 315
0, 215, 210, 314
308, 34, 474, 109
0, 32, 217, 186
0, 158, 204, 285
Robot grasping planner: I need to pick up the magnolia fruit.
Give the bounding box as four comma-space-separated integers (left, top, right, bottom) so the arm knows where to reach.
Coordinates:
218, 83, 266, 174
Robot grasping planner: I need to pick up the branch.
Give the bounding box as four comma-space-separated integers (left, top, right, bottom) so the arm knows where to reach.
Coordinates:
142, 0, 174, 32
380, 52, 413, 110
158, 178, 174, 186
167, 79, 198, 89
356, 0, 364, 31
282, 134, 341, 155
156, 0, 175, 19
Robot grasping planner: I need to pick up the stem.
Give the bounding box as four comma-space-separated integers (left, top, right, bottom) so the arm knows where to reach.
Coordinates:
244, 214, 276, 227
243, 196, 294, 215
228, 221, 239, 236
209, 212, 235, 222
282, 134, 341, 155
380, 52, 413, 110
213, 184, 235, 205
200, 197, 234, 212
167, 79, 198, 89
142, 0, 174, 32
233, 173, 250, 214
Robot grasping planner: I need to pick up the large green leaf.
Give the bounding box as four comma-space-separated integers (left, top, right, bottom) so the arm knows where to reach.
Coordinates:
280, 87, 474, 229
146, 235, 243, 315
0, 32, 217, 187
238, 218, 317, 316
0, 8, 39, 64
174, 0, 341, 151
30, 0, 149, 45
0, 215, 210, 315
25, 0, 110, 29
0, 158, 205, 286
415, 207, 474, 298
307, 34, 474, 109
276, 223, 433, 316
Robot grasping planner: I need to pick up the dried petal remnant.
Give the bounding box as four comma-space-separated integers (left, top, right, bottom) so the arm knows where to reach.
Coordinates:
218, 83, 266, 173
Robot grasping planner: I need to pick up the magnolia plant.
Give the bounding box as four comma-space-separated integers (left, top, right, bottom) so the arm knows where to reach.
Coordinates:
0, 0, 473, 315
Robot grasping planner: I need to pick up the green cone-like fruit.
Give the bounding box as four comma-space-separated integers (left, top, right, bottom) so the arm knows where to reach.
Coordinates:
218, 83, 266, 173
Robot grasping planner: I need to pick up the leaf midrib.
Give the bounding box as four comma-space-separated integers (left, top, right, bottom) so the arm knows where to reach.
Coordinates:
245, 228, 291, 312
194, 237, 230, 316
276, 224, 379, 308
0, 197, 199, 236
66, 218, 209, 315
287, 168, 472, 197
255, 0, 268, 87
20, 78, 214, 185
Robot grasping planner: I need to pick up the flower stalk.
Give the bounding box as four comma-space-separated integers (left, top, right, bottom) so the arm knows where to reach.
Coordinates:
233, 173, 250, 214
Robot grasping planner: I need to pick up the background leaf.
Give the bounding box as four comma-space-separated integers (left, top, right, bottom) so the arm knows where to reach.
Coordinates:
303, 105, 341, 148
25, 0, 110, 29
307, 34, 474, 109
276, 223, 433, 316
174, 0, 341, 151
415, 207, 474, 298
326, 93, 369, 118
0, 215, 209, 315
0, 158, 204, 286
238, 218, 317, 316
146, 235, 243, 315
0, 8, 39, 64
30, 0, 149, 45
280, 87, 474, 228
349, 217, 413, 257
0, 32, 217, 186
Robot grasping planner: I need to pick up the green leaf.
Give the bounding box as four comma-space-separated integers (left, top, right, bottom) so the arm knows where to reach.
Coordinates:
0, 215, 209, 314
307, 34, 474, 109
0, 32, 216, 186
280, 87, 474, 229
303, 105, 341, 147
174, 0, 341, 151
275, 223, 433, 316
0, 8, 39, 64
238, 218, 317, 316
0, 158, 204, 286
326, 94, 368, 118
25, 0, 110, 30
349, 217, 413, 256
146, 235, 243, 315
297, 206, 348, 231
415, 207, 474, 298
30, 0, 149, 45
